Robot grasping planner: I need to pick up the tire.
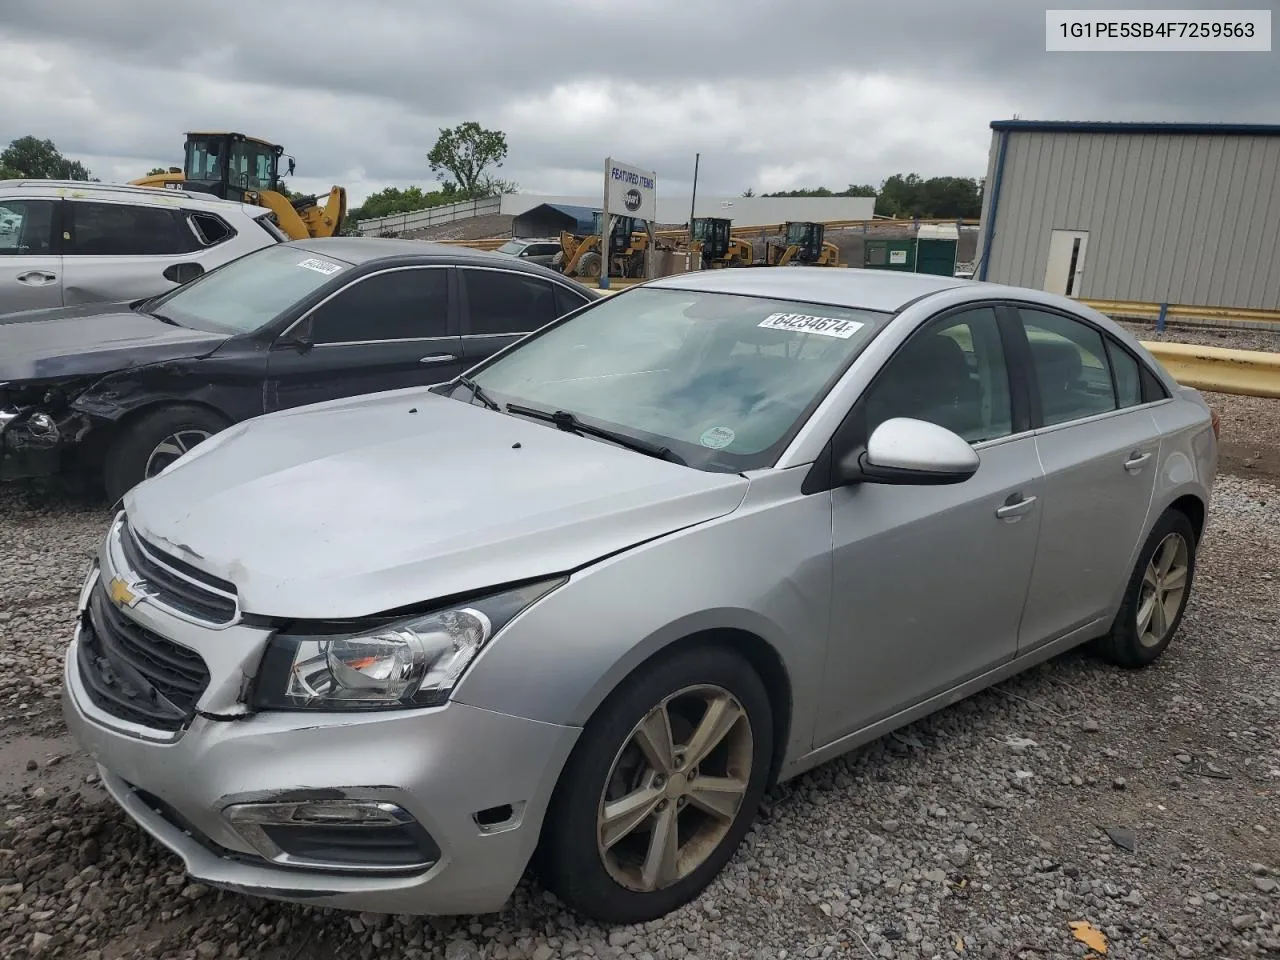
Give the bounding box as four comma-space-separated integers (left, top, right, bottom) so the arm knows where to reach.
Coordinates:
103, 404, 228, 504
574, 251, 602, 278
536, 645, 773, 924
1094, 509, 1198, 668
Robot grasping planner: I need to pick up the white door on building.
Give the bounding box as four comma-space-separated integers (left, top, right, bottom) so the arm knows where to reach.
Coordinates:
1044, 229, 1089, 297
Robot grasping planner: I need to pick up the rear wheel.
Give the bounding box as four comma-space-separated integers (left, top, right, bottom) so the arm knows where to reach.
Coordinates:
1095, 509, 1197, 668
103, 404, 227, 503
537, 645, 772, 924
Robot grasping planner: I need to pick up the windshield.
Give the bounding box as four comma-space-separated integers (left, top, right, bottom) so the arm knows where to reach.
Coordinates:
497, 241, 525, 256
467, 287, 891, 471
143, 245, 351, 335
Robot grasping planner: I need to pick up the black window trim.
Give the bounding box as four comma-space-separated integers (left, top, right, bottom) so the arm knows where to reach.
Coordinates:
456, 263, 590, 338
184, 210, 238, 248
801, 299, 1029, 496
1003, 298, 1172, 432
273, 263, 459, 348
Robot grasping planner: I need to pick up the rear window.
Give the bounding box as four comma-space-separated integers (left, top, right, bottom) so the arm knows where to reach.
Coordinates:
142, 245, 350, 334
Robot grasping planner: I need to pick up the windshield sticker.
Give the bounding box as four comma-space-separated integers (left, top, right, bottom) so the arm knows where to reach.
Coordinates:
699, 426, 736, 450
296, 257, 344, 276
758, 312, 864, 339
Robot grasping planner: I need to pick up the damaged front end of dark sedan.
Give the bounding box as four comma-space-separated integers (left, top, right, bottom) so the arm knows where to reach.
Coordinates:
0, 376, 101, 482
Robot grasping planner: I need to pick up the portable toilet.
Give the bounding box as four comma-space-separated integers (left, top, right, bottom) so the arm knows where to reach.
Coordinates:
915, 223, 959, 277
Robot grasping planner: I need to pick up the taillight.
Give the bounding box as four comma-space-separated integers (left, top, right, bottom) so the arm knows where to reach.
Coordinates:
1210, 407, 1221, 440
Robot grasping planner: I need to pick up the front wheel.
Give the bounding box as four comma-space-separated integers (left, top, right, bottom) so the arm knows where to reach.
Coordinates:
103, 404, 227, 503
537, 645, 773, 924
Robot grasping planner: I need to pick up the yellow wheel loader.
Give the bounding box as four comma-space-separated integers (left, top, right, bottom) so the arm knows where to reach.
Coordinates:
688, 217, 754, 268
555, 214, 656, 278
765, 221, 843, 267
131, 132, 347, 240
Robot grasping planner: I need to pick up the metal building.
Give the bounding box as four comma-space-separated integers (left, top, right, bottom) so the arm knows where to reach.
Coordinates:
976, 120, 1280, 311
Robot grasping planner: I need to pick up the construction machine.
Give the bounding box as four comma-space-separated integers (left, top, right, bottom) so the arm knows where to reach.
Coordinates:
555, 213, 656, 278
765, 221, 843, 267
688, 217, 753, 268
131, 132, 347, 240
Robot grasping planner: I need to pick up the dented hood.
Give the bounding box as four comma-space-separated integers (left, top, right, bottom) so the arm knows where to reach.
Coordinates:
124, 389, 749, 619
0, 304, 225, 383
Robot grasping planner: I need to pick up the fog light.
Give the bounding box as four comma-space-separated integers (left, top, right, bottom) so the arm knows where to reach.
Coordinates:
223, 799, 439, 872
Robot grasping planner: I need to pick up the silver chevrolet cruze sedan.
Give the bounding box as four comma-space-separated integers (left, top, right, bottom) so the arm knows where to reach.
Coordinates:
62, 267, 1217, 925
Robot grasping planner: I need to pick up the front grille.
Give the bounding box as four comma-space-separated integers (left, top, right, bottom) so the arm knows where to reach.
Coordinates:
261, 823, 441, 869
118, 519, 238, 625
77, 583, 211, 731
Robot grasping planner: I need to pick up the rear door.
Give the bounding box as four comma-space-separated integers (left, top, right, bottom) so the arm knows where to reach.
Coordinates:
61, 200, 205, 304
265, 265, 461, 412
457, 265, 592, 366
0, 198, 62, 314
1012, 304, 1162, 652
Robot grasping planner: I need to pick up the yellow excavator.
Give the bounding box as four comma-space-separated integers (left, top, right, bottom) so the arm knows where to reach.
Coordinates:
688, 217, 754, 268
555, 214, 657, 278
765, 221, 843, 267
131, 132, 347, 240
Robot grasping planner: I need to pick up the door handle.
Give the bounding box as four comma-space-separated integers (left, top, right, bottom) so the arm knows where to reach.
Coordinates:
996, 494, 1037, 520
16, 271, 56, 284
1124, 451, 1152, 472
418, 353, 458, 365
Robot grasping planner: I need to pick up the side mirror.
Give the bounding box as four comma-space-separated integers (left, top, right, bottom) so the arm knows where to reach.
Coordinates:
163, 262, 204, 284
275, 320, 314, 352
838, 417, 979, 486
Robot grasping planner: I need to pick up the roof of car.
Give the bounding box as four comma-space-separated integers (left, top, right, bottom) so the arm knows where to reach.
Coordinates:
286, 236, 596, 291
643, 266, 971, 313
0, 179, 254, 210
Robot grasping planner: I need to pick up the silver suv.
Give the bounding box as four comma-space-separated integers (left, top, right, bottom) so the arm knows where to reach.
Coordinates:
0, 180, 286, 315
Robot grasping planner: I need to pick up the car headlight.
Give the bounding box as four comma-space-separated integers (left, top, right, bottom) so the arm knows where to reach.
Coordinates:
251, 578, 565, 711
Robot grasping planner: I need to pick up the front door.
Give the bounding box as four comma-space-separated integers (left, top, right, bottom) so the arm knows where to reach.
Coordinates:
266, 265, 463, 412
1043, 229, 1089, 297
816, 305, 1044, 745
0, 199, 62, 314
1014, 305, 1161, 651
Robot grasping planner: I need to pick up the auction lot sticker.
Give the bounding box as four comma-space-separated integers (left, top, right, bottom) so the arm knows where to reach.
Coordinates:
297, 257, 344, 275
758, 312, 864, 339
699, 426, 736, 449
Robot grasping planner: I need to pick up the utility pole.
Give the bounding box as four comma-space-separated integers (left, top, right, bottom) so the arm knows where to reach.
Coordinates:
689, 153, 700, 236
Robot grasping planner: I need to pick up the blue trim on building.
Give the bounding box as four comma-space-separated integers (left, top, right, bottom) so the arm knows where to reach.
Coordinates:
978, 130, 1010, 282
990, 120, 1280, 137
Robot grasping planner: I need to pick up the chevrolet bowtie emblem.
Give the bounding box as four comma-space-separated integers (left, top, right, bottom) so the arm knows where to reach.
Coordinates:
108, 577, 139, 608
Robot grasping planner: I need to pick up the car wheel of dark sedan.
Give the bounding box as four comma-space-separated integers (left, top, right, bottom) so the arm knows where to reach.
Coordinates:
103, 404, 228, 503
1095, 508, 1198, 668
537, 645, 772, 925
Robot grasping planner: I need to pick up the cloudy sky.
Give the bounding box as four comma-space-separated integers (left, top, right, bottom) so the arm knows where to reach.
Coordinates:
1, 0, 1274, 206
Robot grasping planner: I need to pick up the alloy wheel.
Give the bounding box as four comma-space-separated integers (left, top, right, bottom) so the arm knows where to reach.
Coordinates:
1137, 531, 1190, 647
144, 429, 213, 478
596, 684, 753, 893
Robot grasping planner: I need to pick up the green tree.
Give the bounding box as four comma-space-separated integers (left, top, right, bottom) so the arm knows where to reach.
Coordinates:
0, 163, 22, 180
1, 136, 94, 180
145, 166, 182, 176
427, 121, 509, 197
873, 173, 981, 218
741, 187, 756, 197
763, 184, 878, 198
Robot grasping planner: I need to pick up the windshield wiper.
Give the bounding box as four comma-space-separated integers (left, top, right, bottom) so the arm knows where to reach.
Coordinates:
147, 310, 181, 327
456, 375, 500, 411
505, 403, 687, 466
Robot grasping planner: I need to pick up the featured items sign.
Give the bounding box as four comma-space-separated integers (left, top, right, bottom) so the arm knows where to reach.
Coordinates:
604, 157, 657, 222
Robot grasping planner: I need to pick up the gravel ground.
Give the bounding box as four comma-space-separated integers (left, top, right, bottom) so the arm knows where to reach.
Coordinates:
2, 391, 1277, 959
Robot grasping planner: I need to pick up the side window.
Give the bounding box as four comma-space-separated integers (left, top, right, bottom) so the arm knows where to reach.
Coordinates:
188, 212, 234, 247
1019, 308, 1116, 426
862, 306, 1013, 444
69, 202, 193, 256
308, 269, 449, 344
462, 269, 559, 335
1105, 338, 1142, 408
0, 199, 55, 256
554, 284, 592, 317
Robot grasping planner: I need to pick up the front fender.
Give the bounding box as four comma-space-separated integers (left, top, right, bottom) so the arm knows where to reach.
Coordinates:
451, 470, 834, 770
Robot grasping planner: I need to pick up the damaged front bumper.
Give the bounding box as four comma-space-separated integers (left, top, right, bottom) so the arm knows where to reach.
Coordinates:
0, 405, 92, 481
